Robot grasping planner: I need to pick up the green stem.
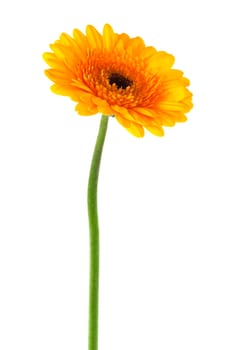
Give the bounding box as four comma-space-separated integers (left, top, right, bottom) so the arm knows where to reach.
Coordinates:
87, 115, 109, 350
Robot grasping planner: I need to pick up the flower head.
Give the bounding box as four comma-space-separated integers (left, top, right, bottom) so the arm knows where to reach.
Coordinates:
43, 24, 193, 137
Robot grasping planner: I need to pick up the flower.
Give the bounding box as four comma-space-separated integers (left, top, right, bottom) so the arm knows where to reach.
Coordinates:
43, 24, 193, 137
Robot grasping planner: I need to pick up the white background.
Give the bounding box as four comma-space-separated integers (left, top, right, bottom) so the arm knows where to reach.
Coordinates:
0, 0, 233, 349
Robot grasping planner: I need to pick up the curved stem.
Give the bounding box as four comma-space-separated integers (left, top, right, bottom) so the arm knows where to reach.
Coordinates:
87, 115, 109, 350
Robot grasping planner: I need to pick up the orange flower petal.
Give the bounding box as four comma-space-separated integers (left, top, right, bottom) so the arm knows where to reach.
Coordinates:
86, 25, 102, 49
103, 24, 116, 50
146, 125, 164, 137
75, 102, 98, 115
116, 116, 144, 137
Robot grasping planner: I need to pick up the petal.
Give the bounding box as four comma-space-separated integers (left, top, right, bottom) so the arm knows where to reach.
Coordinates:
103, 24, 116, 50
50, 84, 73, 95
126, 122, 145, 137
158, 101, 184, 111
75, 102, 98, 115
147, 51, 175, 73
130, 110, 161, 127
73, 28, 88, 47
116, 116, 144, 137
59, 32, 75, 46
146, 125, 164, 136
164, 86, 187, 101
141, 46, 157, 60
50, 84, 79, 101
115, 115, 131, 127
133, 107, 155, 117
71, 80, 93, 93
111, 105, 135, 122
126, 36, 145, 55
162, 69, 184, 81
86, 25, 102, 49
91, 96, 113, 115
45, 69, 72, 83
43, 52, 66, 69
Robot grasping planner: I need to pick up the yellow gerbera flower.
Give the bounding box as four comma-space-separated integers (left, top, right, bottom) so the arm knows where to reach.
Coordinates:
43, 24, 193, 137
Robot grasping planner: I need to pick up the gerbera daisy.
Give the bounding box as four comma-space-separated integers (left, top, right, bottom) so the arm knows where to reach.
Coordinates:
43, 24, 193, 137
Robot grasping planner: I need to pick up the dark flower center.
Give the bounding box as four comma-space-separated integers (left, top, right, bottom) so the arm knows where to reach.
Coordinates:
108, 72, 133, 89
